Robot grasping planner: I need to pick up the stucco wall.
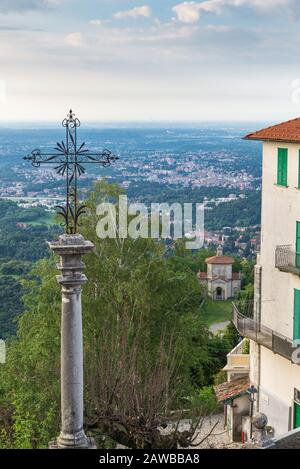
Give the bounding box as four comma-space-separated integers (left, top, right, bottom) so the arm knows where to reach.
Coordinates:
207, 264, 213, 278
250, 340, 260, 391
232, 279, 241, 296
211, 279, 230, 299
254, 142, 300, 436
261, 141, 300, 339
211, 264, 232, 278
227, 396, 250, 441
258, 346, 300, 436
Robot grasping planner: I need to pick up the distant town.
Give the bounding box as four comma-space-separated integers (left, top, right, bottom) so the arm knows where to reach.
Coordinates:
0, 126, 262, 259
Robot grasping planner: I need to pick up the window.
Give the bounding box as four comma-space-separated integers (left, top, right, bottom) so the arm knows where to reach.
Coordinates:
295, 402, 300, 429
296, 222, 300, 268
277, 148, 288, 186
294, 289, 300, 341
294, 389, 300, 429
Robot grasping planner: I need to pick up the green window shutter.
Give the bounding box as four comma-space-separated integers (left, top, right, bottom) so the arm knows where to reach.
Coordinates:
297, 222, 300, 254
277, 148, 288, 186
282, 150, 287, 185
298, 151, 300, 189
294, 289, 300, 341
277, 150, 283, 185
295, 403, 300, 429
296, 222, 300, 268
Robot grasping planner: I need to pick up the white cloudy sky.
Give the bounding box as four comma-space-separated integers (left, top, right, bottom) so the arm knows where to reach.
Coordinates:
1, 0, 300, 122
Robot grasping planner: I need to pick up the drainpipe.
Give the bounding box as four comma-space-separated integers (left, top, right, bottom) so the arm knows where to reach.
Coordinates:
254, 257, 262, 412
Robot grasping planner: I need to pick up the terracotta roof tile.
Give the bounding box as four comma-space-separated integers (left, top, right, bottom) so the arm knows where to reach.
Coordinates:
214, 377, 250, 404
232, 272, 241, 280
245, 117, 300, 143
206, 256, 234, 265
198, 272, 207, 280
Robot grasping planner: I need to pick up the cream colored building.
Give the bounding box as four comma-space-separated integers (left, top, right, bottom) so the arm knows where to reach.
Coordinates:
215, 339, 250, 442
198, 246, 241, 300
233, 118, 300, 437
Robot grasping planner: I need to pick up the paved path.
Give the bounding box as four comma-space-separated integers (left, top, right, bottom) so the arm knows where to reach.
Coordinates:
180, 414, 244, 449
118, 414, 243, 449
210, 321, 230, 334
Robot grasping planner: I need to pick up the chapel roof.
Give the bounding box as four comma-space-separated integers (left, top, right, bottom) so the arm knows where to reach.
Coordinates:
205, 256, 234, 265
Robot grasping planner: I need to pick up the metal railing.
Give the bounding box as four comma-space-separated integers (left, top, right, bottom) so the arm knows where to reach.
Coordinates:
275, 245, 300, 275
232, 302, 296, 364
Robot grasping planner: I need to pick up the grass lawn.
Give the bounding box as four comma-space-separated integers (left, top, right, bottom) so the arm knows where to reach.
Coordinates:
200, 298, 232, 327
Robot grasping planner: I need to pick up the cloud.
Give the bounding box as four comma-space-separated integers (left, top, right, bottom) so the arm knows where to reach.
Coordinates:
0, 0, 62, 12
206, 24, 233, 32
172, 0, 297, 24
114, 5, 152, 20
65, 32, 85, 48
172, 1, 221, 23
172, 3, 196, 24
0, 9, 298, 123
89, 20, 104, 26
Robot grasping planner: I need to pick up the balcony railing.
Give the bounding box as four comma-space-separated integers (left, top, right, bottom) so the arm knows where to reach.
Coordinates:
232, 302, 296, 364
275, 245, 300, 275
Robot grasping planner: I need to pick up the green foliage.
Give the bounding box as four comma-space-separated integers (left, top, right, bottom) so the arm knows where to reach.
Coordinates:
0, 259, 61, 448
214, 370, 227, 385
240, 259, 255, 287
223, 322, 240, 350
205, 192, 261, 231
0, 260, 30, 276
200, 299, 232, 327
242, 338, 250, 355
192, 386, 218, 414
169, 245, 215, 274
0, 199, 62, 339
0, 182, 245, 448
0, 276, 24, 339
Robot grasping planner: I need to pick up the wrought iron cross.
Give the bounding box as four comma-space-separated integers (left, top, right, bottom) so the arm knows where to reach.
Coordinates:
24, 110, 118, 234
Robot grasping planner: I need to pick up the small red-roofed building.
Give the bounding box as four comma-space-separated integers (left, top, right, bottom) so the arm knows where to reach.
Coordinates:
198, 246, 241, 300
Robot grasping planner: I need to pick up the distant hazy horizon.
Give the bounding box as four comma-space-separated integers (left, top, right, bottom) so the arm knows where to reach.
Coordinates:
0, 120, 272, 130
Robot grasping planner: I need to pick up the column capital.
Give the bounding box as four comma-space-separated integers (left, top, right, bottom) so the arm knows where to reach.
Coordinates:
49, 234, 94, 287
48, 234, 94, 256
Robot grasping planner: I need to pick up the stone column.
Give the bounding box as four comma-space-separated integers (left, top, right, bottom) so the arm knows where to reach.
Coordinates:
49, 234, 95, 449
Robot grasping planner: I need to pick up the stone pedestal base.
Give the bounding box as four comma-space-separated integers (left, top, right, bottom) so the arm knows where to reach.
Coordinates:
49, 436, 97, 449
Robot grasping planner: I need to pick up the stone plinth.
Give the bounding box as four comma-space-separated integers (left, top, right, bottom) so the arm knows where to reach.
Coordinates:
49, 234, 95, 449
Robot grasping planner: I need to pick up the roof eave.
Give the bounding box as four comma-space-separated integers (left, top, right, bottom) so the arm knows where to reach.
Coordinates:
244, 135, 300, 144
221, 391, 248, 405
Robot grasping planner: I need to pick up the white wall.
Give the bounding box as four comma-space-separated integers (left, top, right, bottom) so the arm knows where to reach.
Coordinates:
227, 396, 250, 442
261, 142, 300, 338
256, 142, 300, 436
211, 279, 229, 299
258, 347, 300, 435
207, 263, 239, 299
211, 264, 232, 279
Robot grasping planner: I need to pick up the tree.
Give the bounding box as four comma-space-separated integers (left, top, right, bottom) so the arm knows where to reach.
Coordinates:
240, 259, 255, 287
0, 181, 219, 449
